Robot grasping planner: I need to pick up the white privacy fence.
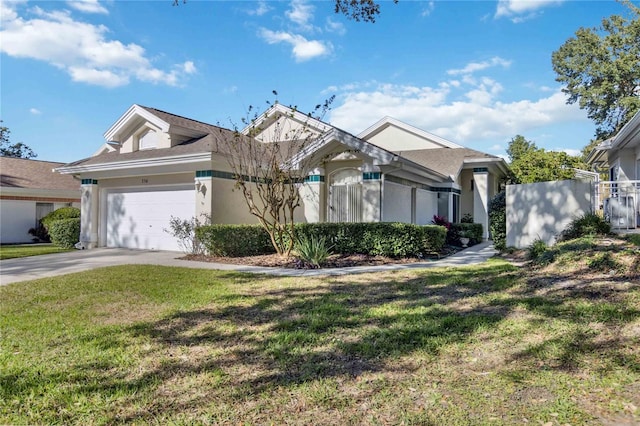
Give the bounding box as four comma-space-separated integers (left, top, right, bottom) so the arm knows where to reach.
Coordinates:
506, 179, 640, 249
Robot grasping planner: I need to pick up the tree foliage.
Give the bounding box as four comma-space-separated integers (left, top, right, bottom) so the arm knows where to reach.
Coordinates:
0, 122, 37, 159
507, 135, 585, 184
212, 94, 333, 257
173, 0, 395, 23
552, 2, 640, 139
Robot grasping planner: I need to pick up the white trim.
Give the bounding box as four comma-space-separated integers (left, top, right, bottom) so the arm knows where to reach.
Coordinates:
612, 110, 640, 150
92, 142, 119, 157
242, 103, 333, 136
55, 152, 212, 174
358, 116, 462, 149
103, 104, 170, 143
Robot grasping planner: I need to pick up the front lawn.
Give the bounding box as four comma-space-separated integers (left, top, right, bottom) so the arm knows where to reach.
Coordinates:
0, 244, 73, 260
1, 239, 639, 424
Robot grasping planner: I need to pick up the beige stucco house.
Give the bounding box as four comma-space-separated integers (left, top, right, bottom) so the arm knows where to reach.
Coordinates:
587, 109, 640, 229
56, 104, 508, 251
0, 157, 80, 243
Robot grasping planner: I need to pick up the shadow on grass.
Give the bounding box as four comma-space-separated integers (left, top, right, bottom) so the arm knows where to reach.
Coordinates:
4, 259, 639, 423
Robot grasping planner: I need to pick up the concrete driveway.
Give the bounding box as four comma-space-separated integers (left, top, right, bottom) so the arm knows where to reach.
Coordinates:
0, 242, 498, 286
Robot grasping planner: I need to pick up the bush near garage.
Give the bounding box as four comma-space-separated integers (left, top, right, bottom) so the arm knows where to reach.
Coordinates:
41, 207, 81, 231
47, 218, 81, 249
197, 222, 447, 258
29, 207, 81, 243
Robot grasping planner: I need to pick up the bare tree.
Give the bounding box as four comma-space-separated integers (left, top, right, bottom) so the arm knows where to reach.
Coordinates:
213, 95, 334, 257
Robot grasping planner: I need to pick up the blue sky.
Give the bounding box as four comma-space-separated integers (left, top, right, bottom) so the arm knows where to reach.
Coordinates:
1, 0, 636, 163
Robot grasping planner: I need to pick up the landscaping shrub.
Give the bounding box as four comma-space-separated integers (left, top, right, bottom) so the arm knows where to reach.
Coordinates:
164, 215, 210, 255
488, 191, 506, 251
294, 222, 446, 257
47, 218, 81, 249
196, 224, 274, 257
449, 223, 483, 246
197, 222, 447, 258
294, 234, 332, 268
41, 207, 81, 231
559, 212, 611, 241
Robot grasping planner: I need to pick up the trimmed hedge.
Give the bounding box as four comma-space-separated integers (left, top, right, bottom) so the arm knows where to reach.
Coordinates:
448, 223, 483, 246
41, 207, 81, 231
48, 218, 81, 249
196, 224, 274, 257
197, 222, 447, 258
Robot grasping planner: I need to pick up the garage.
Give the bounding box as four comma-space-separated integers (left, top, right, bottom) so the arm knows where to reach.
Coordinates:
105, 186, 195, 251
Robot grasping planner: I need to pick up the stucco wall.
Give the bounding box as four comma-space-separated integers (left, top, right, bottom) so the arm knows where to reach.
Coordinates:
365, 126, 442, 151
416, 189, 437, 225
506, 180, 592, 249
0, 200, 36, 243
383, 181, 412, 222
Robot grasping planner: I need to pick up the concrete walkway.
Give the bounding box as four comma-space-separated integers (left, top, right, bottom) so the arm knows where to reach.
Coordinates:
0, 242, 497, 286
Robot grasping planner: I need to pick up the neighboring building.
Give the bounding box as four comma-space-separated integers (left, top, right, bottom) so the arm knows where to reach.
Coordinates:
56, 104, 508, 251
587, 110, 640, 229
0, 157, 81, 243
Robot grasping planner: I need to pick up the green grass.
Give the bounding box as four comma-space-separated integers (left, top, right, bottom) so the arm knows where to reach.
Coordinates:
1, 248, 639, 424
0, 244, 74, 259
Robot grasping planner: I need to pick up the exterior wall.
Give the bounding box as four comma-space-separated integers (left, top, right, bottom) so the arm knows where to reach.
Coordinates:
506, 180, 592, 249
416, 188, 437, 225
473, 170, 490, 240
362, 179, 381, 222
0, 200, 36, 243
299, 181, 323, 223
459, 169, 474, 220
382, 181, 412, 222
366, 126, 442, 151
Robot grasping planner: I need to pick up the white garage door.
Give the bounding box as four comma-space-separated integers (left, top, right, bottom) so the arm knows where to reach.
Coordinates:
106, 187, 195, 251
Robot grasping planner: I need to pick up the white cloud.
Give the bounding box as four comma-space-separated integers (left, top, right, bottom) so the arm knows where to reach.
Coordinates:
495, 0, 563, 22
447, 57, 512, 76
325, 17, 346, 36
286, 0, 315, 31
421, 1, 435, 17
29, 108, 41, 115
259, 28, 331, 62
67, 0, 108, 15
489, 144, 503, 151
327, 82, 587, 144
247, 1, 270, 16
0, 3, 195, 88
553, 148, 581, 156
182, 61, 197, 74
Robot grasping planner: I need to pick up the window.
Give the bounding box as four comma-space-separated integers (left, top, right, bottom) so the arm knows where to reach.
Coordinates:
35, 203, 54, 227
138, 129, 158, 150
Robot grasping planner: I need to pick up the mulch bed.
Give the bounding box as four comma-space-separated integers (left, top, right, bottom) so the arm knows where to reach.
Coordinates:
182, 245, 465, 269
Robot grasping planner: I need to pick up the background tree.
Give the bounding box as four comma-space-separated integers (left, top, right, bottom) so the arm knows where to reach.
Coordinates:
212, 95, 333, 257
0, 122, 37, 159
552, 2, 640, 139
507, 135, 585, 184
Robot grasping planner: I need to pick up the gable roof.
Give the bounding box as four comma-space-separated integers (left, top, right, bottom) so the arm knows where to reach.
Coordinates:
586, 109, 640, 167
0, 157, 80, 191
358, 116, 463, 149
395, 148, 504, 179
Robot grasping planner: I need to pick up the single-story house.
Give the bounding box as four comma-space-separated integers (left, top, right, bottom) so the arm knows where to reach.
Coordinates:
0, 157, 81, 243
587, 109, 640, 229
56, 104, 508, 251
